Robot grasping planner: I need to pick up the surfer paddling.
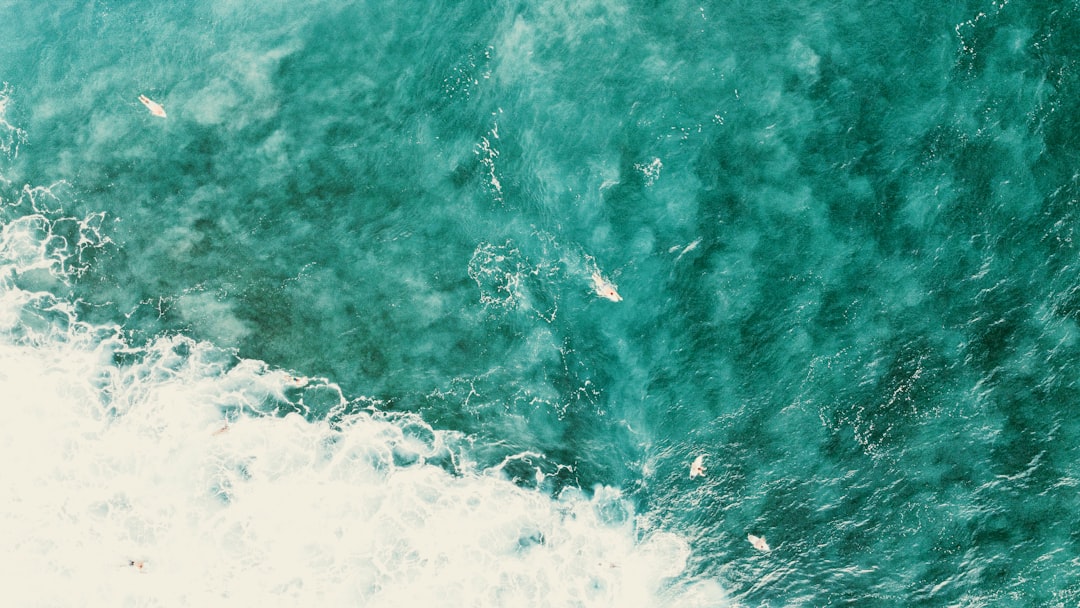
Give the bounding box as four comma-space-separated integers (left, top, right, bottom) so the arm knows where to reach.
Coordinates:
689, 454, 706, 479
747, 534, 770, 552
591, 271, 622, 302
138, 94, 167, 118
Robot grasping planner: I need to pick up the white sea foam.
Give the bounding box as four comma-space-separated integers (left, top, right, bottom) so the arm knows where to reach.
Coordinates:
0, 205, 728, 607
0, 303, 725, 607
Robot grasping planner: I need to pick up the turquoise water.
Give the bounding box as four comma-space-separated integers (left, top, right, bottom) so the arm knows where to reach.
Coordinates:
2, 0, 1079, 605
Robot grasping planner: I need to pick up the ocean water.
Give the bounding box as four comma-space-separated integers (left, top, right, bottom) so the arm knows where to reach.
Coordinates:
1, 0, 1079, 605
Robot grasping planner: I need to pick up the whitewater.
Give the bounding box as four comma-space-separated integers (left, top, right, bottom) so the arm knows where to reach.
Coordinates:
4, 0, 1080, 606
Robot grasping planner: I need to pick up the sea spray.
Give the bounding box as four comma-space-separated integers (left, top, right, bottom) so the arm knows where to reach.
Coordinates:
0, 292, 725, 607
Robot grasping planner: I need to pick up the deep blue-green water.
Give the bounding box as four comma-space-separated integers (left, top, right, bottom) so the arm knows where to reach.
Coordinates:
2, 0, 1079, 605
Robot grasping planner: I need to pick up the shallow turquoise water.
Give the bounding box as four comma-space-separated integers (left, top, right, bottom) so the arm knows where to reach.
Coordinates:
2, 0, 1080, 605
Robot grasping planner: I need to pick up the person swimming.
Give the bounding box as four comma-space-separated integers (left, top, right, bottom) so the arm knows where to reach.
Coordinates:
126, 559, 148, 572
748, 534, 770, 552
689, 454, 706, 479
591, 271, 622, 302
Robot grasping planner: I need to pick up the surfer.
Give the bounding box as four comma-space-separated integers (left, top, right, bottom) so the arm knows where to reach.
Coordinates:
689, 454, 706, 479
747, 534, 770, 552
591, 271, 622, 302
138, 94, 167, 118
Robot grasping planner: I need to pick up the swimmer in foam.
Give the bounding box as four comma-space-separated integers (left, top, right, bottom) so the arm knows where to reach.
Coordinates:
689, 454, 706, 479
591, 271, 622, 302
138, 94, 166, 118
748, 534, 770, 552
122, 559, 148, 572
